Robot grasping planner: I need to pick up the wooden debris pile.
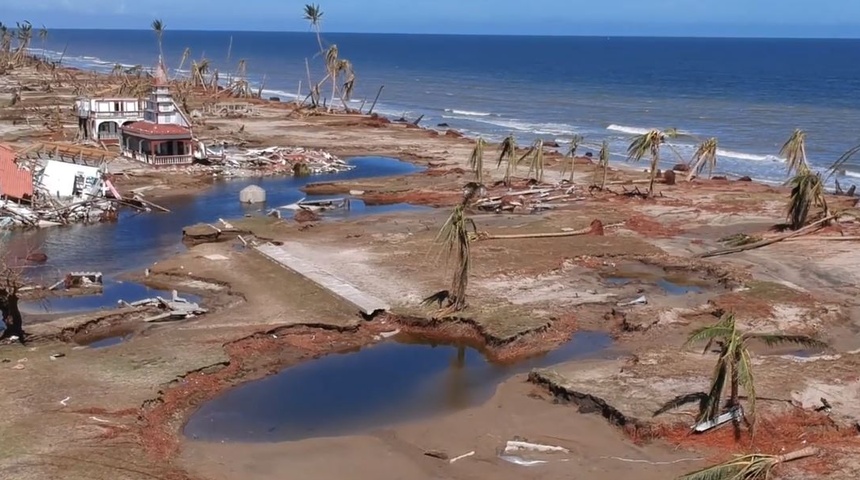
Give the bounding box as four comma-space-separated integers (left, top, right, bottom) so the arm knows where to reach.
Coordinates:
472, 185, 582, 214
216, 146, 353, 175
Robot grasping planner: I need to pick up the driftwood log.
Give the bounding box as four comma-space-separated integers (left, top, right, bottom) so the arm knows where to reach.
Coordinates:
699, 215, 837, 258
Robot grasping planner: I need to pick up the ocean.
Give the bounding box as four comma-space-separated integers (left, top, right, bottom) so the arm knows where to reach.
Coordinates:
30, 30, 860, 185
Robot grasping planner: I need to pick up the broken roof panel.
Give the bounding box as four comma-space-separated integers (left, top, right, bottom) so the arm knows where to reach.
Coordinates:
0, 143, 34, 201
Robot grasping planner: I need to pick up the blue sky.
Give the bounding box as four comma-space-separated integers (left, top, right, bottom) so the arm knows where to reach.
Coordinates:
3, 0, 860, 37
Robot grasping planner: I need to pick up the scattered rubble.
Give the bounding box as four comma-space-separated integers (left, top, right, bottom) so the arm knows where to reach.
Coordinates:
204, 145, 353, 177
117, 290, 207, 322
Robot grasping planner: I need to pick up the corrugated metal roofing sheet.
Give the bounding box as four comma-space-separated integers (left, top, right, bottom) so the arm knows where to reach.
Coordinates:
0, 144, 34, 200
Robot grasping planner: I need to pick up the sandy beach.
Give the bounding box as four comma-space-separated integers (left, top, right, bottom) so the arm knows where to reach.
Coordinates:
1, 57, 860, 480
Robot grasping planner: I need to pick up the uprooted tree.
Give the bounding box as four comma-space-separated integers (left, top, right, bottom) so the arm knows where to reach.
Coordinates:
653, 312, 827, 436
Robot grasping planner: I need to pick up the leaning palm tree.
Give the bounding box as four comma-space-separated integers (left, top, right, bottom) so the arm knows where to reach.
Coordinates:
560, 134, 584, 183
334, 57, 356, 107
677, 447, 819, 480
497, 134, 517, 186
688, 137, 719, 180
655, 313, 827, 434
780, 129, 810, 177
151, 19, 165, 59
421, 183, 482, 315
176, 47, 191, 78
521, 139, 545, 182
627, 129, 668, 196
303, 4, 325, 54
468, 137, 486, 183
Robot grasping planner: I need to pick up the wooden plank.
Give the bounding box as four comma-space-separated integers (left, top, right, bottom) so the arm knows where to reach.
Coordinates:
254, 243, 389, 316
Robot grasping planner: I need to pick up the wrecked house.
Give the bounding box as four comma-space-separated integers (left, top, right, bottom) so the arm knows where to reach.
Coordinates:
120, 59, 197, 166
0, 142, 122, 228
75, 97, 146, 145
0, 143, 34, 203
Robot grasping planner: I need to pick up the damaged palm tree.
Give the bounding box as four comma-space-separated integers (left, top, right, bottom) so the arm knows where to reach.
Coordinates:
560, 134, 584, 183
421, 183, 483, 315
626, 128, 673, 197
593, 140, 610, 189
780, 130, 830, 230
520, 139, 545, 182
12, 21, 32, 66
654, 313, 827, 435
677, 447, 819, 480
468, 137, 486, 183
497, 134, 517, 186
151, 19, 165, 59
688, 137, 719, 180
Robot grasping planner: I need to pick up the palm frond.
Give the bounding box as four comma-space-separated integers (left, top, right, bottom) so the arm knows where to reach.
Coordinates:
701, 350, 729, 422
626, 129, 664, 195
468, 137, 485, 183
653, 392, 709, 417
744, 333, 829, 350
780, 129, 810, 177
786, 171, 825, 230
303, 4, 323, 24
826, 143, 860, 181
736, 347, 756, 429
434, 205, 474, 312
595, 140, 610, 188
678, 455, 769, 480
497, 134, 516, 168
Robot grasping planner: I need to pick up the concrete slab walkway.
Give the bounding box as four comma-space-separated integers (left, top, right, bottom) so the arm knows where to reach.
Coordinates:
255, 243, 390, 316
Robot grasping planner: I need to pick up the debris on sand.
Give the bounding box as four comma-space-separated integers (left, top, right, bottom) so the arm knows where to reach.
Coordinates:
206, 145, 353, 177
118, 290, 207, 322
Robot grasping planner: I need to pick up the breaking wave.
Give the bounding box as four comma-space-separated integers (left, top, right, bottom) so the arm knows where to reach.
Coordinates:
443, 108, 494, 117
716, 149, 783, 162
606, 124, 651, 136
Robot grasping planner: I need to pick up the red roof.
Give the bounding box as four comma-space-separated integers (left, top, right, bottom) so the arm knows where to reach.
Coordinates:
0, 144, 33, 200
121, 121, 191, 138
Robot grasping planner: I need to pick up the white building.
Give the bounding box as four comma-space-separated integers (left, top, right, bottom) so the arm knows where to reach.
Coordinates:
75, 97, 145, 144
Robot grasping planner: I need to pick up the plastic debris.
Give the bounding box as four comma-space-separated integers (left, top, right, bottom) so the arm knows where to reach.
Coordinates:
617, 295, 648, 307
449, 451, 475, 464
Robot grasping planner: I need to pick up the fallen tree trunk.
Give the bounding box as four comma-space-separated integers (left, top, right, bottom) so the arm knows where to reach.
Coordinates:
698, 215, 837, 258
474, 219, 606, 240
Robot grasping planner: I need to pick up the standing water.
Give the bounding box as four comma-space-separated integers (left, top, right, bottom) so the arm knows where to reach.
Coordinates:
7, 157, 423, 311
184, 331, 615, 442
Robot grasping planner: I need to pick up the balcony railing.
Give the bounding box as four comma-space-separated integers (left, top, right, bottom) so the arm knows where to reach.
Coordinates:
122, 149, 193, 166
91, 111, 144, 119
98, 132, 120, 140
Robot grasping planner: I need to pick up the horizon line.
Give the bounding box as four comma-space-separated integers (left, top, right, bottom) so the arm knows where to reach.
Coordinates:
35, 27, 860, 41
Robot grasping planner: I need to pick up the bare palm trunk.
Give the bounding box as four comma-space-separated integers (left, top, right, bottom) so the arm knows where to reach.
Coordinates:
648, 149, 660, 196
